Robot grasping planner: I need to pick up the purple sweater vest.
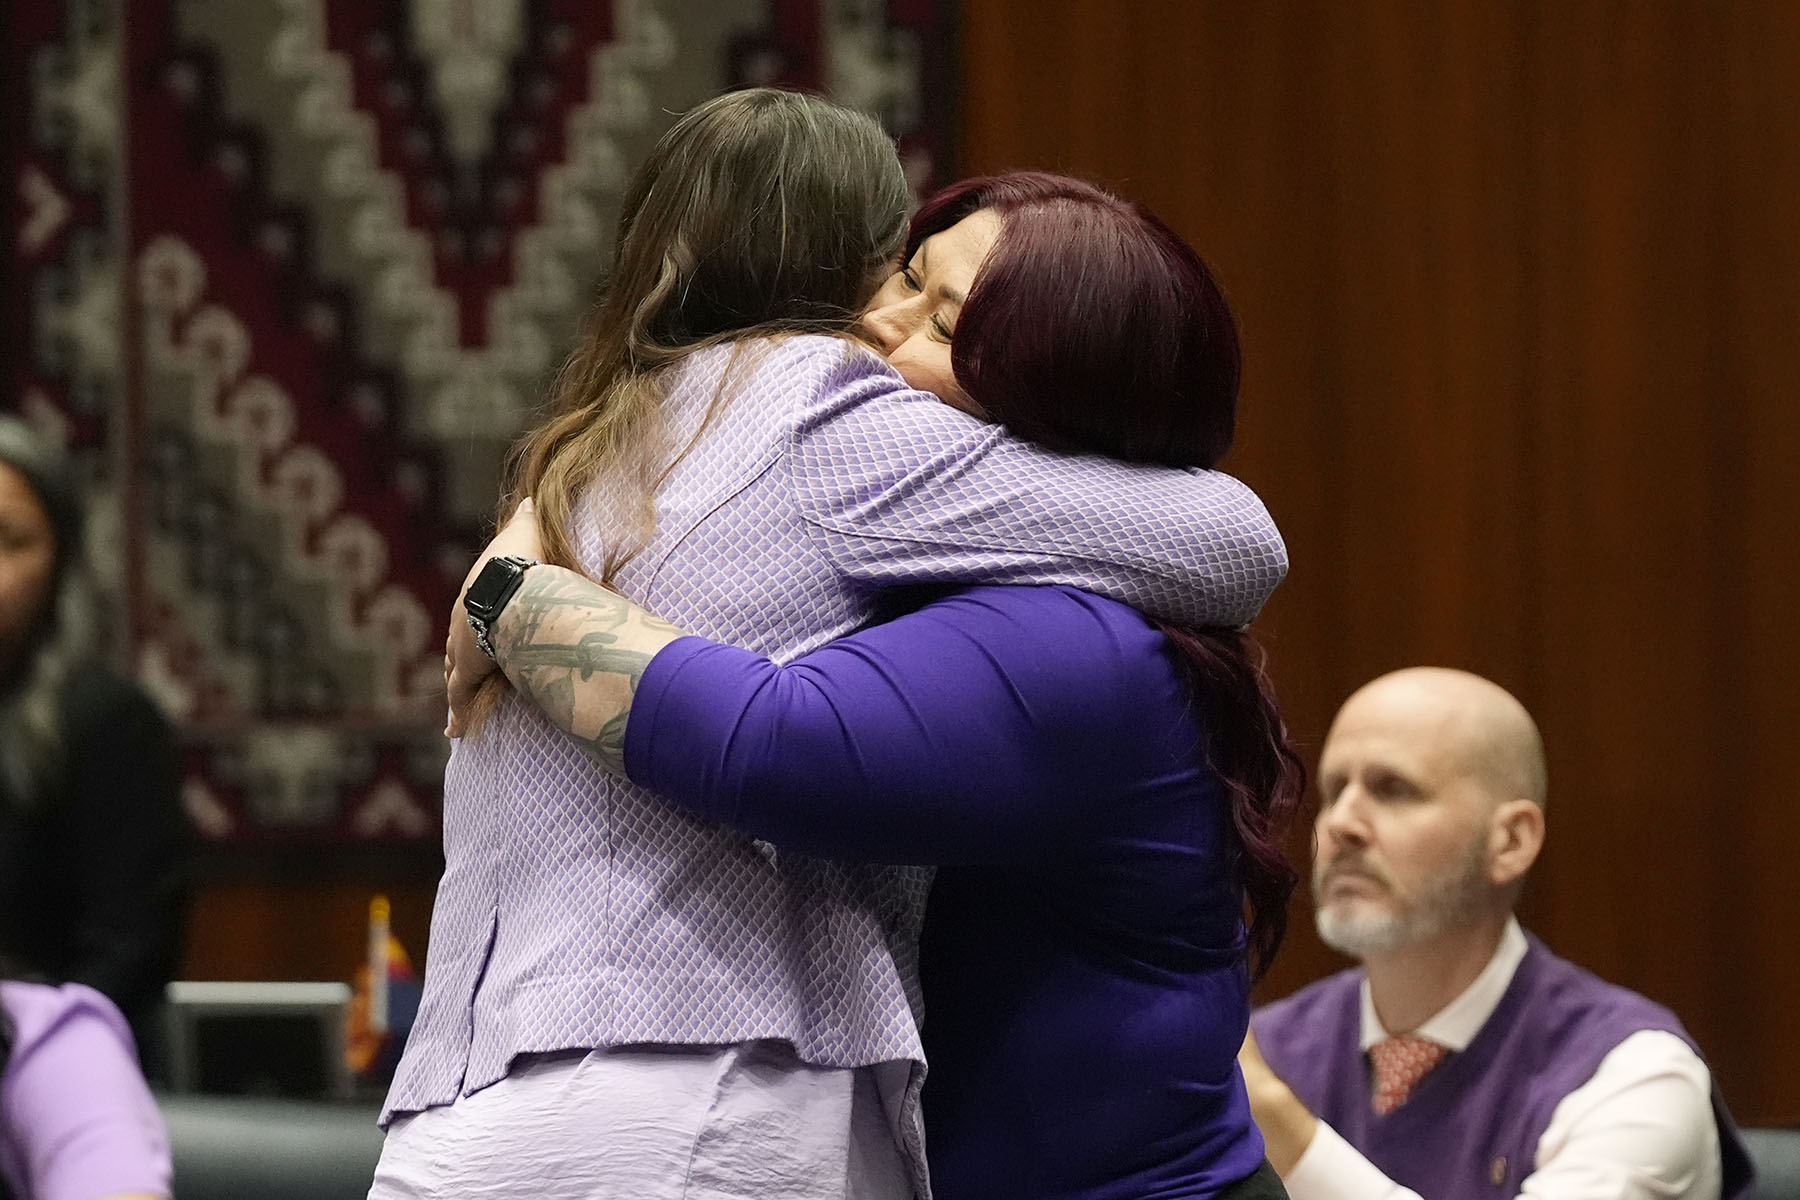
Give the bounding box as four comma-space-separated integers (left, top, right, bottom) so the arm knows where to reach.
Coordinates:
1253, 935, 1753, 1200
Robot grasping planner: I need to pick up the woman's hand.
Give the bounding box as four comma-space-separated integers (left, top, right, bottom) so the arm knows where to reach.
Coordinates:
445, 498, 545, 737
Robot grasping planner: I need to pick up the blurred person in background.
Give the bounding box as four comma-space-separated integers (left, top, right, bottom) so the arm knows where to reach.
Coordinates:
0, 417, 188, 1075
1241, 668, 1753, 1200
0, 967, 171, 1200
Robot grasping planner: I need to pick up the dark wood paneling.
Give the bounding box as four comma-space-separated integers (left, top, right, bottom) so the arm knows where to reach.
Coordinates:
183, 879, 438, 983
961, 0, 1800, 1122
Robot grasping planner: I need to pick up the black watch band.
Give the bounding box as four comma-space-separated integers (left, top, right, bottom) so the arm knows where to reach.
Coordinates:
463, 555, 538, 660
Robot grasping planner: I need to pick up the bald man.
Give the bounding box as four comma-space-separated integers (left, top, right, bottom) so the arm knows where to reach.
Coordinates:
1241, 668, 1753, 1200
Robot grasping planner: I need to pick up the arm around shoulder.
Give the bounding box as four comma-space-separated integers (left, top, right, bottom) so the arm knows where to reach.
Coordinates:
790, 352, 1289, 627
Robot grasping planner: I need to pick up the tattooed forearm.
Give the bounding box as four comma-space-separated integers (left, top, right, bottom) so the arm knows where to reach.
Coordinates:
489, 565, 688, 773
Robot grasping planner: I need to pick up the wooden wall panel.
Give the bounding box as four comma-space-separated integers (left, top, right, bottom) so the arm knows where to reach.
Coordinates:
183, 877, 438, 983
960, 0, 1800, 1122
1727, 2, 1800, 1126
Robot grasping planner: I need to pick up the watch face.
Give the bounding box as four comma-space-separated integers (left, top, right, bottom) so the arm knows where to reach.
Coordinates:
466, 557, 523, 617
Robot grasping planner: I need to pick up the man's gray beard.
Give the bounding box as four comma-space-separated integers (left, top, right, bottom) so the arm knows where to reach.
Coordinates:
1314, 834, 1491, 959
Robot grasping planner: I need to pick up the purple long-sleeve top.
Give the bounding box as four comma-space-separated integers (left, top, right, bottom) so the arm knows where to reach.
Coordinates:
626, 584, 1268, 1200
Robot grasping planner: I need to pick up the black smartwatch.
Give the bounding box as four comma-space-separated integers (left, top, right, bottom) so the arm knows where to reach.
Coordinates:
463, 555, 538, 660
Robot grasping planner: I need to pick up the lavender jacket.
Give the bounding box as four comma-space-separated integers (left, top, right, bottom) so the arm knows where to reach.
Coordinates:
384, 336, 1288, 1162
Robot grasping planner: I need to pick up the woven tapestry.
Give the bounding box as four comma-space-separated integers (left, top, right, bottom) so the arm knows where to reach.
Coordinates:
3, 0, 957, 851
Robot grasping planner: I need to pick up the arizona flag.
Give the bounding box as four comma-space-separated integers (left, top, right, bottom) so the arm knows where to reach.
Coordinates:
347, 894, 422, 1079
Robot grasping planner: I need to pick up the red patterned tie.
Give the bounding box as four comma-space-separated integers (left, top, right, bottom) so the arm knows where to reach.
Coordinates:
1369, 1035, 1449, 1114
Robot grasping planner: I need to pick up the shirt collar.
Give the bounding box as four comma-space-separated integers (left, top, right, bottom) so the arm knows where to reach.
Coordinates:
1358, 917, 1527, 1052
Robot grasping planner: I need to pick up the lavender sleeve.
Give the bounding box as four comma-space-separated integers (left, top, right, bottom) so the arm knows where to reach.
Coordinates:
624, 585, 1174, 865
791, 351, 1289, 628
0, 982, 171, 1200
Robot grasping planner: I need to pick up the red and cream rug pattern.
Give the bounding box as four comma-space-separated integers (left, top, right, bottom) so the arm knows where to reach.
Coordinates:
2, 0, 955, 850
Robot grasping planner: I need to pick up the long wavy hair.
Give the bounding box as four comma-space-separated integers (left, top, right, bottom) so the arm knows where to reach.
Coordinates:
501, 87, 910, 571
906, 173, 1306, 980
463, 88, 911, 734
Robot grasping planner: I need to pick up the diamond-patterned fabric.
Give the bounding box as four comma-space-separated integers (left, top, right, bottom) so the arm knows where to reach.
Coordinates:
384, 336, 1289, 1179
1369, 1035, 1450, 1114
787, 355, 1290, 629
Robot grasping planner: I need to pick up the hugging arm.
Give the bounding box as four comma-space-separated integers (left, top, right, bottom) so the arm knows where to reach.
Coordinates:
446, 346, 1288, 734
481, 568, 1143, 864
481, 564, 685, 773
792, 358, 1289, 628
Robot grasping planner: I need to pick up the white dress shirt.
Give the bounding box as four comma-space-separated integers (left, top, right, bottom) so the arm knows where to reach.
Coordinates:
1283, 919, 1722, 1200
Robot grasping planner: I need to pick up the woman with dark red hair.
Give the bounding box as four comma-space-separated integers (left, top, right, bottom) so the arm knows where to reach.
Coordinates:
448, 172, 1302, 1200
